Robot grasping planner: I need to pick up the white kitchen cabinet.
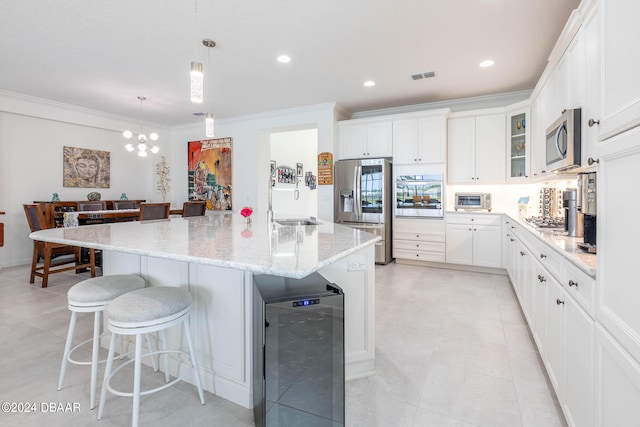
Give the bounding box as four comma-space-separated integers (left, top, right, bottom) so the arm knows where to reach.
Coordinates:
393, 218, 446, 263
338, 119, 392, 159
532, 259, 548, 358
392, 110, 448, 165
447, 112, 506, 184
582, 3, 601, 167
595, 324, 640, 427
445, 214, 502, 268
564, 293, 595, 427
599, 0, 640, 140
596, 132, 640, 365
506, 106, 531, 182
546, 276, 566, 401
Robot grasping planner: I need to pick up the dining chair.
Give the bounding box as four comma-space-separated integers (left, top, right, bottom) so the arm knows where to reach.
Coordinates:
182, 201, 206, 217
138, 203, 170, 221
23, 204, 96, 288
77, 201, 107, 211
113, 201, 137, 210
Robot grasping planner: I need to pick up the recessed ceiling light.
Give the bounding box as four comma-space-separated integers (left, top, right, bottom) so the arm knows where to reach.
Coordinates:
363, 80, 375, 87
277, 55, 291, 63
479, 59, 495, 68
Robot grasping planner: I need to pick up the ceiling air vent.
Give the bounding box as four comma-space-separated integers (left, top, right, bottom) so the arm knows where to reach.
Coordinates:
411, 71, 436, 80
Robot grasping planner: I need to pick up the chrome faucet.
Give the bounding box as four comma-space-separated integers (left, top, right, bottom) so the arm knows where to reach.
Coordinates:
267, 174, 274, 223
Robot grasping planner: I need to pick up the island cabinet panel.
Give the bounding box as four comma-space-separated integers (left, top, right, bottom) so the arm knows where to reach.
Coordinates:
189, 264, 247, 385
318, 244, 376, 378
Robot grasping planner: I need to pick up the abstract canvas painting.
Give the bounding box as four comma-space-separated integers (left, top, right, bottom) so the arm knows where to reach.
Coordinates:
187, 137, 232, 210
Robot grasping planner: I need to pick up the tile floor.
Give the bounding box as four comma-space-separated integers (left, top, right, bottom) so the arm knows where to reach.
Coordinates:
0, 262, 565, 426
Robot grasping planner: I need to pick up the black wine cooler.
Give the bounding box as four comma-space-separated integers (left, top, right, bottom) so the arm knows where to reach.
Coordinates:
253, 273, 345, 427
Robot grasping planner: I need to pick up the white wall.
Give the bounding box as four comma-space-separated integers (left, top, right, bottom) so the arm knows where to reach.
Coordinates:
0, 92, 169, 268
270, 128, 318, 218
170, 103, 338, 222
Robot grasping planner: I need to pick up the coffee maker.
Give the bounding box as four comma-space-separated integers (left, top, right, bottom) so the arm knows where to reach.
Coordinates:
563, 188, 583, 237
577, 172, 597, 253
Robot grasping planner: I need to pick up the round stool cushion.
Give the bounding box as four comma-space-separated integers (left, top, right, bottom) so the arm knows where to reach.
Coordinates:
68, 274, 146, 305
106, 287, 191, 324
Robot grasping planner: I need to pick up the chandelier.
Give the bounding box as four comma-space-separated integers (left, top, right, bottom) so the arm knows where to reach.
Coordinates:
123, 96, 159, 157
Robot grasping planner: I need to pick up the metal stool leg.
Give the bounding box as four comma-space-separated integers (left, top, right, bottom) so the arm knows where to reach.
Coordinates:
89, 310, 101, 409
58, 311, 77, 391
132, 334, 142, 427
161, 329, 170, 383
184, 317, 205, 405
97, 333, 117, 421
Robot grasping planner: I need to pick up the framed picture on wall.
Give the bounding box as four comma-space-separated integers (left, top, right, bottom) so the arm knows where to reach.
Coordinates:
270, 160, 276, 177
296, 163, 303, 177
187, 137, 233, 210
63, 146, 111, 188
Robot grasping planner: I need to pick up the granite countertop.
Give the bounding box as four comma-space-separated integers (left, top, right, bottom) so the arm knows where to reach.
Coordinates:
30, 214, 381, 279
507, 214, 596, 277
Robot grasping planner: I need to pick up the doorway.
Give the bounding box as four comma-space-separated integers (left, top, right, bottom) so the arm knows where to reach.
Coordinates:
270, 128, 318, 218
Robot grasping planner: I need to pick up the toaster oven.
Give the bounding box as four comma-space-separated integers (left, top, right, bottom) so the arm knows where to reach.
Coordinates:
454, 193, 492, 211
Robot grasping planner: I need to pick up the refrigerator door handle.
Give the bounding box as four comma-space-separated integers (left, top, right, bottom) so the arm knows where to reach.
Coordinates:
356, 165, 363, 219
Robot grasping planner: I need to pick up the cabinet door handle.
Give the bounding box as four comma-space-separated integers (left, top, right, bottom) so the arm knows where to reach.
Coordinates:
588, 119, 600, 127
540, 253, 547, 259
510, 238, 514, 242
556, 299, 565, 305
568, 280, 578, 287
511, 226, 515, 229
588, 157, 600, 165
468, 228, 472, 231
520, 251, 525, 256
538, 274, 546, 283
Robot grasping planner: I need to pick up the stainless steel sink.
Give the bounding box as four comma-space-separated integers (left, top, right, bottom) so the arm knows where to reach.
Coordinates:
274, 218, 320, 226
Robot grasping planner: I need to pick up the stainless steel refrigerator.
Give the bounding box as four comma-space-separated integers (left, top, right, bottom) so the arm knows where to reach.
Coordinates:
334, 158, 392, 264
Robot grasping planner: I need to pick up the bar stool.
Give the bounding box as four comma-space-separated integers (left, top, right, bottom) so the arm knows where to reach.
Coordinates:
97, 286, 205, 427
58, 274, 146, 410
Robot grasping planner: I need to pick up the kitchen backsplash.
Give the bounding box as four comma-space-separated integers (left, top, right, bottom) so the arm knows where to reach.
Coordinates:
445, 179, 576, 218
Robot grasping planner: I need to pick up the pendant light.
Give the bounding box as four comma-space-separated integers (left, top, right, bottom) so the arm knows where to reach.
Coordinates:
189, 0, 203, 103
123, 96, 159, 157
190, 62, 203, 103
203, 39, 216, 138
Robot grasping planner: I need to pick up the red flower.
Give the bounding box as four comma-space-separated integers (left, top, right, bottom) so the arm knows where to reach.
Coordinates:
240, 207, 253, 218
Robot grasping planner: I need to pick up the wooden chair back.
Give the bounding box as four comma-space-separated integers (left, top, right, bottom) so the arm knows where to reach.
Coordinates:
139, 203, 171, 221
113, 201, 137, 210
182, 201, 206, 217
77, 201, 106, 211
23, 204, 50, 232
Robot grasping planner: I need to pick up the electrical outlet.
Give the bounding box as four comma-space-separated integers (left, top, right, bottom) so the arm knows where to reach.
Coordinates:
347, 256, 366, 271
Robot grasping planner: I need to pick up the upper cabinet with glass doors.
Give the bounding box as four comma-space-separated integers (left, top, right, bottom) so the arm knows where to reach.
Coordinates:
507, 107, 531, 182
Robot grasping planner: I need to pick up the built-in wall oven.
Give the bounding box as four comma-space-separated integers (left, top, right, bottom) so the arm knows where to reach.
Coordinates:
394, 169, 444, 218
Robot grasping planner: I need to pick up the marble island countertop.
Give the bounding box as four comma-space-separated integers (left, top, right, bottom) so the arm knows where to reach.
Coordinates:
30, 214, 381, 279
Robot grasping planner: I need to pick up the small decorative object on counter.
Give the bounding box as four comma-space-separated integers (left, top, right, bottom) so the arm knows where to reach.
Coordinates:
517, 196, 530, 219
87, 192, 101, 201
240, 206, 253, 225
51, 192, 60, 202
120, 192, 128, 200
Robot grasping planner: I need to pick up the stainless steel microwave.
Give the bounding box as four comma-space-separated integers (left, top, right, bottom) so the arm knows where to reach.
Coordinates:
545, 108, 581, 173
454, 193, 492, 211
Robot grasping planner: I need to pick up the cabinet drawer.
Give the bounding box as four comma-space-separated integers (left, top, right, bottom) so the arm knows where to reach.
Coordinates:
394, 231, 445, 243
562, 261, 595, 318
394, 240, 445, 253
531, 239, 563, 282
394, 249, 446, 263
447, 213, 502, 226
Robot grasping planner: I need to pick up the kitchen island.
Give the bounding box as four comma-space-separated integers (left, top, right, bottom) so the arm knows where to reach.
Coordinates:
30, 214, 379, 409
